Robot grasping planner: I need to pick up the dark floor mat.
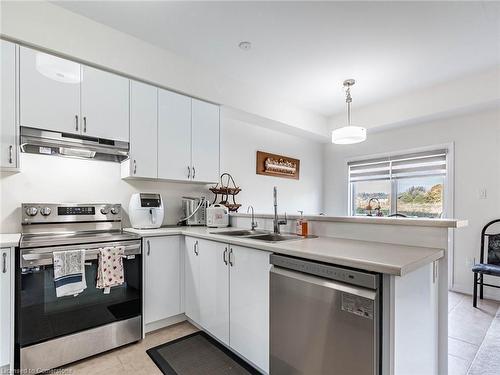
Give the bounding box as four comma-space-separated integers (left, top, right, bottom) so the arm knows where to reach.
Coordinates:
146, 331, 261, 375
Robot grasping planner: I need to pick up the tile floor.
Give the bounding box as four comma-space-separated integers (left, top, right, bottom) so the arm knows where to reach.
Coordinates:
62, 291, 499, 375
63, 321, 198, 375
448, 291, 500, 375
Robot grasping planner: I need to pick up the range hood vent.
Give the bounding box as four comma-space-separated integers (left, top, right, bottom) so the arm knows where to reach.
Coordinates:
20, 127, 129, 162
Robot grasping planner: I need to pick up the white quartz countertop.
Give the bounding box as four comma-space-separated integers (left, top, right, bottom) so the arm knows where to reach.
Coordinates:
231, 213, 468, 228
0, 233, 20, 247
125, 226, 444, 276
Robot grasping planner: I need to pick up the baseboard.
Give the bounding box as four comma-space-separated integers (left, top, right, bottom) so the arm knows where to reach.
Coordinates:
145, 313, 187, 334
451, 284, 500, 302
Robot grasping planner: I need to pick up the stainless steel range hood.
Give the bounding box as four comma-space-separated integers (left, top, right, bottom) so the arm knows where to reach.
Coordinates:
20, 127, 129, 162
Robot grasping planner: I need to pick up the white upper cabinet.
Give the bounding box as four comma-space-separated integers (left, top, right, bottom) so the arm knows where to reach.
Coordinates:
19, 47, 80, 135
158, 89, 192, 181
127, 81, 158, 178
144, 236, 182, 325
229, 245, 270, 373
184, 236, 201, 324
199, 240, 229, 345
191, 99, 220, 183
81, 65, 129, 141
1, 40, 17, 170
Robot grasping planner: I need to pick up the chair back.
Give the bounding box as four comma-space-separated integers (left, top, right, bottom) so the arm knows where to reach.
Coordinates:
480, 219, 500, 265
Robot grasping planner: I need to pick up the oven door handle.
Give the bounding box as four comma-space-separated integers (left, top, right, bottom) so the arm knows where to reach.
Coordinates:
21, 243, 141, 267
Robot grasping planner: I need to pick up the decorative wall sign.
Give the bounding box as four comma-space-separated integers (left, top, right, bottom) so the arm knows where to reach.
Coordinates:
256, 151, 300, 180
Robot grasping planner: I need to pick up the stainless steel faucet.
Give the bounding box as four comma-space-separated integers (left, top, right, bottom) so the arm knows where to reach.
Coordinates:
273, 186, 287, 234
247, 205, 258, 231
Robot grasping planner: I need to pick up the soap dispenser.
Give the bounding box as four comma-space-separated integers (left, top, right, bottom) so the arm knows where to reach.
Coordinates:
296, 211, 309, 236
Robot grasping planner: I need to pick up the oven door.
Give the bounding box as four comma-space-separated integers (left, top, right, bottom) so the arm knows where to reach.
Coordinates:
17, 241, 142, 348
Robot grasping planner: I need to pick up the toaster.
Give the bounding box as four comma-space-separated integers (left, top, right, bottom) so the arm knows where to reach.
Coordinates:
206, 204, 229, 228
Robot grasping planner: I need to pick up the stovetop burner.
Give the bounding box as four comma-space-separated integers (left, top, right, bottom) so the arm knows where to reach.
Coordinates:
20, 202, 140, 249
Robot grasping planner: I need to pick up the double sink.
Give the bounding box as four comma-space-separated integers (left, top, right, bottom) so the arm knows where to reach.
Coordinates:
211, 229, 315, 243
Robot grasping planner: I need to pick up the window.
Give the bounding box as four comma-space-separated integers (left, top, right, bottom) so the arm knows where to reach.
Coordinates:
349, 149, 447, 218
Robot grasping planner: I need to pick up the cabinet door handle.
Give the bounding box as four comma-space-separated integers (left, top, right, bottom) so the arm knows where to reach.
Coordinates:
146, 240, 151, 256
192, 166, 196, 179
83, 116, 87, 132
8, 145, 13, 164
2, 252, 6, 273
228, 248, 234, 267
223, 247, 228, 265
75, 114, 79, 131
194, 240, 199, 256
133, 160, 137, 175
187, 166, 191, 179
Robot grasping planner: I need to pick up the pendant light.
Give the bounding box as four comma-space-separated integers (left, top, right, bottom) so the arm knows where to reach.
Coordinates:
331, 79, 366, 144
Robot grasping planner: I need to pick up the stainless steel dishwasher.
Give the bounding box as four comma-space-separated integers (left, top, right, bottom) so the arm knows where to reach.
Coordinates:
270, 254, 381, 375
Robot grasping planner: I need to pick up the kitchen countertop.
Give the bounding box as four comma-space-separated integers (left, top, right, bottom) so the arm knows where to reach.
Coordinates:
0, 233, 20, 247
231, 213, 468, 228
125, 226, 444, 276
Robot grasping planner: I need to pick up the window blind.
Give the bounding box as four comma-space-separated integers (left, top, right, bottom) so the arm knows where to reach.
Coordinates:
348, 149, 447, 182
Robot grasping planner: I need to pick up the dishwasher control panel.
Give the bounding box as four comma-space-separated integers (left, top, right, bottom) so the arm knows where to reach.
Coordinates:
270, 254, 379, 290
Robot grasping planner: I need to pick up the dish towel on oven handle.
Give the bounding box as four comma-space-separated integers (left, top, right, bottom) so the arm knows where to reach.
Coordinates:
53, 249, 87, 297
97, 246, 125, 294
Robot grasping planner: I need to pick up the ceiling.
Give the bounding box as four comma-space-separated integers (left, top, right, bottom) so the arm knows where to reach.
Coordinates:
53, 1, 500, 117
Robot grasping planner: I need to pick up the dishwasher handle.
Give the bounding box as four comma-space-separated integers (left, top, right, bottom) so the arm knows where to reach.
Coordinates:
271, 266, 377, 301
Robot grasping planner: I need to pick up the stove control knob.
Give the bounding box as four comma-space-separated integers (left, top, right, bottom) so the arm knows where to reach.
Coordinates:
111, 206, 120, 215
40, 207, 51, 216
100, 207, 110, 215
25, 207, 38, 216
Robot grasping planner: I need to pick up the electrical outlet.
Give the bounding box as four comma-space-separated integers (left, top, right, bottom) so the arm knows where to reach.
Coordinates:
479, 188, 487, 199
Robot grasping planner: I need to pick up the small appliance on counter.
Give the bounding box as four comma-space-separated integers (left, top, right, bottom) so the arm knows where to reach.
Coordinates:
206, 204, 229, 228
129, 193, 164, 229
181, 196, 208, 226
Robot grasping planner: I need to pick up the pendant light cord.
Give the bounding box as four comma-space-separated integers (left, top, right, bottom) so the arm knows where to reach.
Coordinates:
345, 85, 352, 127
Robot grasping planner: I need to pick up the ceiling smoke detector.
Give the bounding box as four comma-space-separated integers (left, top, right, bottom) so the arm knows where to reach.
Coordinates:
238, 41, 252, 51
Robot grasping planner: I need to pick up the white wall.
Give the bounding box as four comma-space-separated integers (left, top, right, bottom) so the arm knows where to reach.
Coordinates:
0, 0, 327, 139
221, 114, 323, 215
0, 113, 323, 233
323, 108, 500, 297
328, 67, 500, 132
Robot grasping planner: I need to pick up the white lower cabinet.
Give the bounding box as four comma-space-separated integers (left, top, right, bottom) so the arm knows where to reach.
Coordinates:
144, 236, 182, 326
199, 240, 230, 345
184, 236, 201, 324
184, 237, 270, 373
229, 245, 270, 372
0, 247, 13, 372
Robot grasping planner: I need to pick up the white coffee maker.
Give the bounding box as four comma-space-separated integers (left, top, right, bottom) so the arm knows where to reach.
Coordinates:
129, 193, 164, 229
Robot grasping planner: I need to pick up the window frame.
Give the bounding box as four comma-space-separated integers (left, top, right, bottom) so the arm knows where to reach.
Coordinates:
347, 144, 454, 219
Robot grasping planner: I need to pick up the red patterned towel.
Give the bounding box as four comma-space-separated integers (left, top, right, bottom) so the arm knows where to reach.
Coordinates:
97, 247, 125, 292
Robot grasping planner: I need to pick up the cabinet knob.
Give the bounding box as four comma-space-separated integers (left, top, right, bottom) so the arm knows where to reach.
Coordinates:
187, 166, 191, 179
2, 252, 7, 274
228, 248, 234, 266
83, 116, 87, 132
8, 145, 13, 164
147, 240, 151, 256
75, 115, 79, 131
194, 240, 199, 256
192, 166, 196, 179
223, 247, 228, 265
133, 160, 137, 175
